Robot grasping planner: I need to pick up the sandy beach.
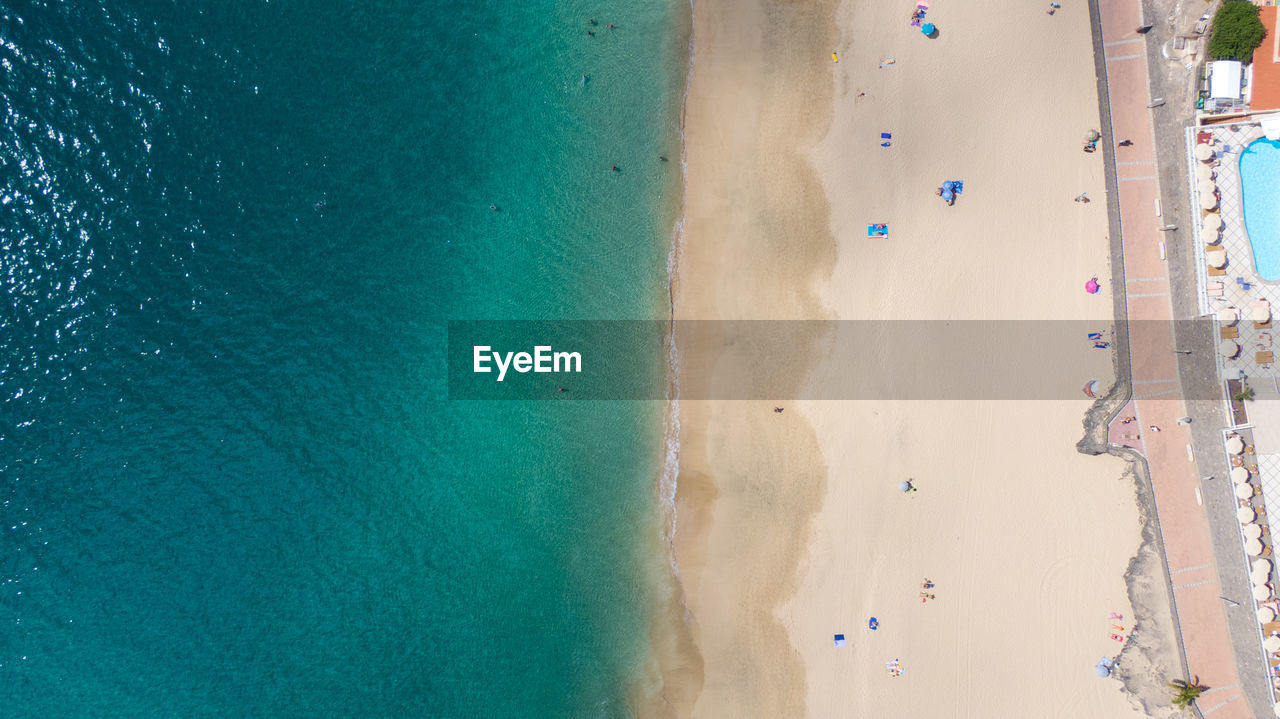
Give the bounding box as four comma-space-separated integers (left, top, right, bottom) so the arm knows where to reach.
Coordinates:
664, 0, 1166, 716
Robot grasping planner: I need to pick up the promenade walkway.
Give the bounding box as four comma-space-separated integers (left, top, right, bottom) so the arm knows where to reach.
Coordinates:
1097, 1, 1251, 716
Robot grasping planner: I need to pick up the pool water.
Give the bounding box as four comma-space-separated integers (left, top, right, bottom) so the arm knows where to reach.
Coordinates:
1240, 138, 1280, 281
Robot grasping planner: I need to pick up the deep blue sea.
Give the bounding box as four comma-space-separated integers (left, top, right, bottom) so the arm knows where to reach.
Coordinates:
0, 1, 685, 715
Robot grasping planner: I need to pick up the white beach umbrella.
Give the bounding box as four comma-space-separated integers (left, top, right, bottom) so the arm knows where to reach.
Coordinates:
1196, 143, 1215, 161
1256, 558, 1273, 575
1204, 212, 1223, 232
1267, 633, 1280, 652
1256, 301, 1273, 323
1257, 571, 1273, 588
1250, 540, 1268, 558
1202, 191, 1220, 210
1197, 164, 1216, 183
1219, 307, 1240, 324
1247, 523, 1265, 540
1199, 177, 1218, 200
1228, 436, 1247, 455
1242, 506, 1259, 523
1208, 250, 1228, 268
1233, 467, 1251, 483
1262, 606, 1277, 623
1221, 339, 1241, 358
1238, 483, 1256, 500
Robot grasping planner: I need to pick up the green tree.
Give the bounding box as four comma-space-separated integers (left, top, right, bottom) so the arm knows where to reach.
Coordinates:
1168, 676, 1209, 709
1208, 0, 1267, 63
1234, 386, 1255, 402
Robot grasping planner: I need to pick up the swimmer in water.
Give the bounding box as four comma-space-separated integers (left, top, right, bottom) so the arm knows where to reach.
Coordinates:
589, 18, 596, 25
489, 205, 498, 211
611, 165, 618, 172
582, 75, 588, 84
659, 156, 668, 162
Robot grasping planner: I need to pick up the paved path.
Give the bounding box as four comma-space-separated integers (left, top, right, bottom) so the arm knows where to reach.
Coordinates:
1096, 2, 1251, 716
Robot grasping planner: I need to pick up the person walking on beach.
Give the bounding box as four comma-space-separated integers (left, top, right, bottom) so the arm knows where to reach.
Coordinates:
1074, 193, 1090, 203
1149, 425, 1161, 432
1118, 139, 1134, 147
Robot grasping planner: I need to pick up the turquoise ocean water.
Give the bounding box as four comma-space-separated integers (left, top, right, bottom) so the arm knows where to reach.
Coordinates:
1, 1, 685, 715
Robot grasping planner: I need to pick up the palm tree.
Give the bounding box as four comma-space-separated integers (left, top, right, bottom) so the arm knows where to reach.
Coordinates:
1168, 676, 1209, 709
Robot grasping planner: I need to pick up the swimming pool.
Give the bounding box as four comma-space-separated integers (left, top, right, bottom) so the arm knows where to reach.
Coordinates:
1240, 138, 1280, 281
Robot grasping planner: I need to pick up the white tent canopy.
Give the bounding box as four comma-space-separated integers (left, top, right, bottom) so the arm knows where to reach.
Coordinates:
1211, 60, 1244, 100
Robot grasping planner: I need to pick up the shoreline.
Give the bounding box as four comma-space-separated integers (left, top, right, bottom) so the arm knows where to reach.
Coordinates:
654, 0, 839, 713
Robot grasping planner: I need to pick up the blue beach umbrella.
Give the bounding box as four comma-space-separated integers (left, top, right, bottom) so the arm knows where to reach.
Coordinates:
898, 480, 912, 493
921, 22, 935, 36
942, 181, 954, 191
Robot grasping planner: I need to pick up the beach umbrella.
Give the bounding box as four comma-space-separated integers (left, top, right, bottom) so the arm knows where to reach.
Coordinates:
1267, 634, 1280, 653
1256, 301, 1273, 323
1208, 250, 1228, 268
1249, 540, 1268, 558
1228, 436, 1246, 455
1199, 179, 1217, 202
1201, 191, 1219, 210
1196, 164, 1216, 183
941, 189, 954, 202
1095, 657, 1113, 677
1083, 379, 1100, 398
942, 181, 954, 191
1256, 570, 1273, 587
1196, 143, 1215, 162
1256, 558, 1273, 575
1085, 278, 1100, 294
1237, 483, 1256, 500
921, 22, 935, 35
1084, 130, 1101, 143
1219, 307, 1239, 325
1262, 606, 1278, 623
1234, 467, 1252, 483
1204, 213, 1222, 232
1221, 339, 1241, 358
1247, 523, 1265, 540
898, 481, 912, 493
1241, 506, 1258, 523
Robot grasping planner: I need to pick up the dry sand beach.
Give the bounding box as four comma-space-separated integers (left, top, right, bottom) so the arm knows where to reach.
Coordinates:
665, 0, 1165, 716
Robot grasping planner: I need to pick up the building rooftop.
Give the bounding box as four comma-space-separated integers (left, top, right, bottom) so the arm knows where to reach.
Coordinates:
1250, 7, 1280, 112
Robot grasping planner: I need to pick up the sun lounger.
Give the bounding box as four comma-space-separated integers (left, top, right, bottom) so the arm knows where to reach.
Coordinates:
1257, 319, 1273, 330
1258, 333, 1272, 349
1221, 326, 1239, 339
1258, 351, 1275, 365
866, 224, 888, 238
1209, 266, 1227, 276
